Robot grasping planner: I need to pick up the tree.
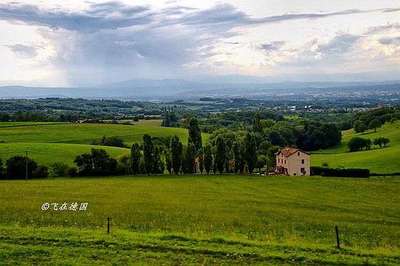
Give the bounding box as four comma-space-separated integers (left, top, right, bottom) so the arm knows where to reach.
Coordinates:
130, 143, 141, 175
253, 112, 263, 132
143, 134, 154, 174
6, 156, 38, 179
373, 137, 390, 148
152, 146, 164, 174
354, 120, 367, 133
214, 137, 226, 174
233, 141, 245, 173
198, 148, 204, 174
204, 145, 213, 174
0, 159, 4, 178
348, 137, 371, 152
256, 155, 267, 173
188, 118, 202, 153
368, 118, 382, 132
183, 143, 196, 174
170, 136, 183, 174
244, 133, 257, 173
74, 149, 117, 176
33, 165, 49, 178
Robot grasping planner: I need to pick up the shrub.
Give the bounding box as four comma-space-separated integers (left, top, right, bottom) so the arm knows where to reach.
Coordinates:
92, 136, 126, 148
348, 137, 371, 152
50, 162, 70, 177
74, 149, 118, 176
6, 156, 38, 179
311, 166, 370, 178
33, 165, 49, 178
67, 167, 78, 177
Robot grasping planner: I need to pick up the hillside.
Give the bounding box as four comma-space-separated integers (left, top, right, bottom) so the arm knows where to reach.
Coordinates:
0, 175, 399, 264
0, 120, 208, 166
312, 121, 400, 174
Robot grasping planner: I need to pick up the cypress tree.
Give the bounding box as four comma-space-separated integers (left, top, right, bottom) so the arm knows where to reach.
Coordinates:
130, 143, 141, 175
204, 145, 213, 174
188, 118, 202, 153
170, 136, 183, 174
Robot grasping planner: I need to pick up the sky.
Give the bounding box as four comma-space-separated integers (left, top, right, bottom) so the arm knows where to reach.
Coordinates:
0, 0, 399, 86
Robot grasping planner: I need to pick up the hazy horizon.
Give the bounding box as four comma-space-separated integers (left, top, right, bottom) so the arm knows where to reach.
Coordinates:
0, 0, 399, 87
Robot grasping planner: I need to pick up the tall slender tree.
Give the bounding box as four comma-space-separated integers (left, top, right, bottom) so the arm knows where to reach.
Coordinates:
204, 145, 213, 174
170, 136, 183, 174
188, 118, 202, 153
244, 133, 257, 174
183, 143, 196, 174
143, 134, 154, 174
215, 137, 226, 174
130, 143, 141, 175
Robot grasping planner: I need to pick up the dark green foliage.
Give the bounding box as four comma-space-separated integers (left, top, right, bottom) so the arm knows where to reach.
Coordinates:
170, 136, 183, 174
233, 141, 245, 173
0, 159, 3, 178
161, 108, 179, 127
244, 133, 257, 173
204, 145, 213, 174
256, 155, 267, 173
130, 143, 141, 175
373, 137, 390, 148
92, 136, 126, 147
143, 134, 155, 175
198, 148, 204, 174
253, 112, 263, 132
50, 163, 69, 177
267, 130, 286, 146
183, 143, 196, 174
311, 166, 370, 178
33, 165, 49, 178
152, 146, 164, 174
214, 137, 226, 174
67, 167, 78, 177
188, 118, 202, 153
299, 122, 341, 150
368, 118, 382, 132
348, 137, 372, 152
74, 149, 117, 176
354, 120, 368, 133
6, 156, 38, 179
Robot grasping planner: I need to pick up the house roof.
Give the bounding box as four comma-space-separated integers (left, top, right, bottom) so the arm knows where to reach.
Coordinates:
276, 147, 310, 157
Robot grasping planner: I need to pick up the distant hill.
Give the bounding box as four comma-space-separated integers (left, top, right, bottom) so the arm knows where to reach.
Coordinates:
0, 79, 399, 100
312, 121, 400, 174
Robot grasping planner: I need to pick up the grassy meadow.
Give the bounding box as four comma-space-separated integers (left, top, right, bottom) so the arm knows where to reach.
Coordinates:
0, 120, 209, 166
0, 175, 399, 264
311, 121, 400, 174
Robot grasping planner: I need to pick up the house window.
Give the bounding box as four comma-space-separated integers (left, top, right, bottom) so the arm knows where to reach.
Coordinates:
298, 152, 300, 156
301, 159, 304, 164
301, 168, 305, 173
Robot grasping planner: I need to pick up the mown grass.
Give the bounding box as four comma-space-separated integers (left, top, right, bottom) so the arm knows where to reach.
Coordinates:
0, 175, 399, 264
312, 121, 400, 173
0, 142, 129, 166
0, 120, 200, 145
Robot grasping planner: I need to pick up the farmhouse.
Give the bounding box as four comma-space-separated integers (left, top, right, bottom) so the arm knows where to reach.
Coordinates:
275, 147, 310, 176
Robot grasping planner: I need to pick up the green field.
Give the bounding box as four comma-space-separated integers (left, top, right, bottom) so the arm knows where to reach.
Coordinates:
0, 120, 208, 166
0, 175, 399, 264
312, 121, 400, 174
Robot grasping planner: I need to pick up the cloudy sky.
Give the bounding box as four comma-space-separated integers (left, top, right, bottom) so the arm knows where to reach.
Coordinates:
0, 0, 399, 86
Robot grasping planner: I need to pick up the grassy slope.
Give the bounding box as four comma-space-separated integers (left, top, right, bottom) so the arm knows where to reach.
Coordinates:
0, 175, 399, 264
0, 120, 209, 166
311, 121, 400, 173
0, 120, 198, 145
0, 143, 129, 166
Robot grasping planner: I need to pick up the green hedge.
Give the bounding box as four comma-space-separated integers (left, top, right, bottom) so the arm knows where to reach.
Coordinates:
311, 166, 370, 178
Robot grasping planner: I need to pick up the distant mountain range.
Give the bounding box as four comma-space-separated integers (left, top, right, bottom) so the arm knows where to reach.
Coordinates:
0, 79, 399, 101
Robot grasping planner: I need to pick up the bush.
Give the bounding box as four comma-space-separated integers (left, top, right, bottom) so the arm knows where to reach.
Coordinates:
348, 137, 371, 152
50, 162, 70, 177
311, 166, 370, 178
6, 156, 38, 179
67, 167, 78, 177
92, 136, 126, 148
74, 149, 118, 176
33, 165, 49, 178
0, 158, 4, 178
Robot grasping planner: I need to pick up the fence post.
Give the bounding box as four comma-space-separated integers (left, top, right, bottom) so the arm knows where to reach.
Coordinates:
107, 217, 111, 234
335, 225, 340, 249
